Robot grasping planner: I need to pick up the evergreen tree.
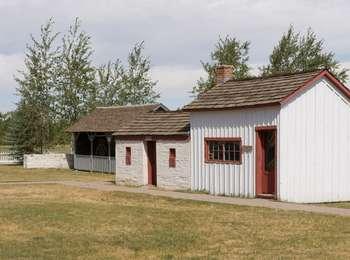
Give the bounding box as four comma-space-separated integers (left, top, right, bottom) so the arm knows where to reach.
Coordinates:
14, 18, 59, 153
6, 103, 39, 156
56, 18, 96, 124
193, 35, 250, 95
117, 42, 159, 105
0, 112, 11, 146
261, 25, 348, 82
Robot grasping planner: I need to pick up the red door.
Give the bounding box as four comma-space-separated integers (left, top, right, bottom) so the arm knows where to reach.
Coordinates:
147, 141, 157, 186
256, 127, 276, 198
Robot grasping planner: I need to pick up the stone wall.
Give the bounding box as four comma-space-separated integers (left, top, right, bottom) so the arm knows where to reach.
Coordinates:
23, 154, 74, 169
156, 140, 191, 189
115, 140, 147, 185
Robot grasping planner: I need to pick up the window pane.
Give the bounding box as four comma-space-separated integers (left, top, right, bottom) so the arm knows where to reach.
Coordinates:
224, 151, 231, 161
235, 151, 240, 161
218, 150, 223, 160
214, 151, 219, 160
229, 151, 235, 161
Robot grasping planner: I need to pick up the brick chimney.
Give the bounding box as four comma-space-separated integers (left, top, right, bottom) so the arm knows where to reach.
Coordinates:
215, 65, 234, 85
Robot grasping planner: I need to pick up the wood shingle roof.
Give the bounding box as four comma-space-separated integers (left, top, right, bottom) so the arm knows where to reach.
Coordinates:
113, 111, 190, 137
66, 104, 166, 133
183, 70, 325, 111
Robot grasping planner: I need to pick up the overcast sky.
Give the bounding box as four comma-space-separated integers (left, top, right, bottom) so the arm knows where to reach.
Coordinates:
0, 0, 349, 112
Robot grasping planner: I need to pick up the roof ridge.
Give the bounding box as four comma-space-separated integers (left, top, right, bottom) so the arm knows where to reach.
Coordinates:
96, 103, 161, 109
225, 69, 325, 83
147, 110, 188, 114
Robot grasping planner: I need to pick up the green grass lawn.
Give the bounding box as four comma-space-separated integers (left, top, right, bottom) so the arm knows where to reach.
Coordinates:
0, 166, 113, 182
0, 184, 349, 259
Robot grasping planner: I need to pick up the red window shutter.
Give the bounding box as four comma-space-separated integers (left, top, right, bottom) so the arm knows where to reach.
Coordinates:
125, 147, 131, 165
169, 148, 176, 168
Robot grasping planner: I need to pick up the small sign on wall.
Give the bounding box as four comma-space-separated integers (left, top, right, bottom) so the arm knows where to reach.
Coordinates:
242, 145, 253, 153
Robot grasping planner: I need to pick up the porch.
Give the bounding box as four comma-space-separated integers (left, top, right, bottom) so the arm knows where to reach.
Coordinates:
73, 132, 116, 174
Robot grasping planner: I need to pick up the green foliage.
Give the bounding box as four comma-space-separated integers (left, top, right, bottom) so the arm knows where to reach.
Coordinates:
193, 35, 250, 95
118, 41, 159, 105
5, 104, 39, 155
14, 18, 59, 153
96, 42, 159, 106
96, 61, 124, 106
56, 18, 96, 124
261, 25, 348, 82
11, 18, 160, 154
0, 112, 11, 145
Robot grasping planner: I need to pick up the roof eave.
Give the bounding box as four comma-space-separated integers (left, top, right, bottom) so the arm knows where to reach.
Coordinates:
280, 69, 350, 105
113, 132, 189, 136
182, 102, 281, 112
114, 133, 190, 141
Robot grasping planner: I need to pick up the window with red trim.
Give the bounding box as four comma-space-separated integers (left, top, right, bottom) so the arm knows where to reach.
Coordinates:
125, 147, 131, 165
205, 138, 242, 164
169, 148, 176, 168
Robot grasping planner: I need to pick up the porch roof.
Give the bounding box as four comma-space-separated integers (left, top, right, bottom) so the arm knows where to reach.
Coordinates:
66, 103, 167, 133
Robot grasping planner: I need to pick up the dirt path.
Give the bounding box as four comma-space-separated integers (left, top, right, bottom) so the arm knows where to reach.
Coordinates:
1, 180, 349, 217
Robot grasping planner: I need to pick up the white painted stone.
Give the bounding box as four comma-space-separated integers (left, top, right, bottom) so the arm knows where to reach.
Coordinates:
115, 139, 191, 189
115, 140, 147, 185
156, 140, 191, 190
23, 154, 73, 169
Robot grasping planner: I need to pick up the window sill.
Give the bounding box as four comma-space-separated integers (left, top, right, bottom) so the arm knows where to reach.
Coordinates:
205, 160, 241, 165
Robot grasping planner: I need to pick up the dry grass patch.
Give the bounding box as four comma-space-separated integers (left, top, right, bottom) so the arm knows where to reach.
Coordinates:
0, 184, 349, 259
314, 202, 350, 209
0, 165, 113, 182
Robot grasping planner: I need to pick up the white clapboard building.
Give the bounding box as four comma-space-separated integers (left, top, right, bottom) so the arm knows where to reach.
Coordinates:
183, 66, 350, 203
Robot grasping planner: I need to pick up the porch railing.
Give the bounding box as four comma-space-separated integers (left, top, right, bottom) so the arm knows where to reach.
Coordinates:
0, 152, 23, 165
74, 154, 115, 173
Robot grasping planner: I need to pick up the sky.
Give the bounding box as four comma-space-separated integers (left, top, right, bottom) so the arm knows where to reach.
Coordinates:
0, 0, 350, 112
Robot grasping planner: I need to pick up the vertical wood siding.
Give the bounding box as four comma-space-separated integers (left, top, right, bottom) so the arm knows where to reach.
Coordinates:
190, 107, 279, 197
279, 78, 350, 203
74, 154, 115, 173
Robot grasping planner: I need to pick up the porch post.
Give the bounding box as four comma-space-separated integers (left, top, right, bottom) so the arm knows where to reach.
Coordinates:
88, 134, 95, 172
106, 135, 112, 173
72, 133, 76, 169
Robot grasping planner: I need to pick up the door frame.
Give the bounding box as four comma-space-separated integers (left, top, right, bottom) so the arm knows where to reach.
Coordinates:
146, 141, 157, 186
255, 126, 277, 199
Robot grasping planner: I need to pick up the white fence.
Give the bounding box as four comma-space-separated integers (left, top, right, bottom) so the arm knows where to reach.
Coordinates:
0, 152, 22, 165
74, 154, 115, 173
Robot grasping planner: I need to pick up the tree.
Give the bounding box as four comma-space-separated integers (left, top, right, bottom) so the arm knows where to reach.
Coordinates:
96, 42, 159, 107
0, 112, 11, 146
261, 25, 348, 82
96, 60, 124, 106
55, 18, 96, 125
193, 35, 250, 95
11, 18, 160, 151
6, 103, 39, 155
117, 42, 159, 105
14, 18, 59, 153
